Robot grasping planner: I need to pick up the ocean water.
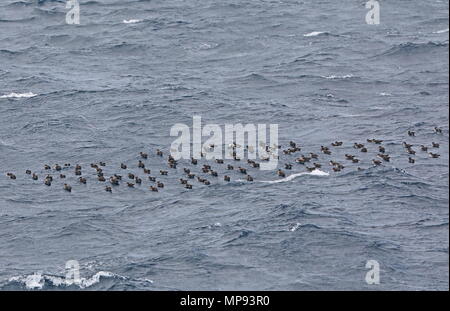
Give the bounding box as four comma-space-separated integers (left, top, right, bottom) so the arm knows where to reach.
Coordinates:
0, 0, 448, 291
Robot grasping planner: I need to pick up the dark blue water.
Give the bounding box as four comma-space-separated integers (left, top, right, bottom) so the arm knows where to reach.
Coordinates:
0, 0, 448, 290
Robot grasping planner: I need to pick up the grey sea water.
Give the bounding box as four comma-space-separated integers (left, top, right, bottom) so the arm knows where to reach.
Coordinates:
0, 0, 448, 290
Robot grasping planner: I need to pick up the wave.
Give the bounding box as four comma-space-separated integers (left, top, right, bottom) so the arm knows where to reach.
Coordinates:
260, 169, 329, 184
5, 271, 124, 290
0, 92, 37, 99
377, 41, 448, 57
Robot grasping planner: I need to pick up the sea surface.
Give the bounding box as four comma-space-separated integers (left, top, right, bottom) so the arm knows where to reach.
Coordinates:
0, 0, 448, 290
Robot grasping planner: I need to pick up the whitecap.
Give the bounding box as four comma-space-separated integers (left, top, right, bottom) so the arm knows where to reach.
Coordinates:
9, 273, 45, 290
379, 92, 392, 96
259, 169, 329, 184
0, 92, 37, 99
8, 271, 124, 290
289, 223, 301, 232
434, 28, 449, 34
303, 31, 325, 37
322, 74, 354, 79
123, 19, 142, 24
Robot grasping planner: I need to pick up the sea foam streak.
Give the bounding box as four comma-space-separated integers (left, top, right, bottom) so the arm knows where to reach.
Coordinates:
260, 169, 329, 184
0, 92, 37, 99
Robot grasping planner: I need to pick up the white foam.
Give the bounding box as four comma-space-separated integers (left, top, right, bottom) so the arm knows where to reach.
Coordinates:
379, 92, 392, 96
8, 271, 122, 290
289, 223, 301, 232
304, 31, 325, 37
434, 28, 449, 34
0, 92, 37, 99
260, 169, 329, 184
323, 74, 354, 79
123, 19, 142, 24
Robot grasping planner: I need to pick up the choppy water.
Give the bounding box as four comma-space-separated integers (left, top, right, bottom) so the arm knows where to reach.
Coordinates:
0, 0, 448, 290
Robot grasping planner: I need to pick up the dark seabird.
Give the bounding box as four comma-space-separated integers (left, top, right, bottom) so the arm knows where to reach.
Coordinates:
110, 177, 120, 185
331, 141, 343, 146
409, 157, 415, 164
345, 154, 355, 160
63, 184, 72, 192
408, 130, 415, 136
403, 142, 413, 149
309, 153, 319, 159
105, 186, 112, 192
432, 142, 440, 148
224, 175, 231, 182
140, 152, 148, 159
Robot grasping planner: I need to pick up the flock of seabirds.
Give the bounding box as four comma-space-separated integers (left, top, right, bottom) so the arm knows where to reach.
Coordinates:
4, 127, 445, 193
